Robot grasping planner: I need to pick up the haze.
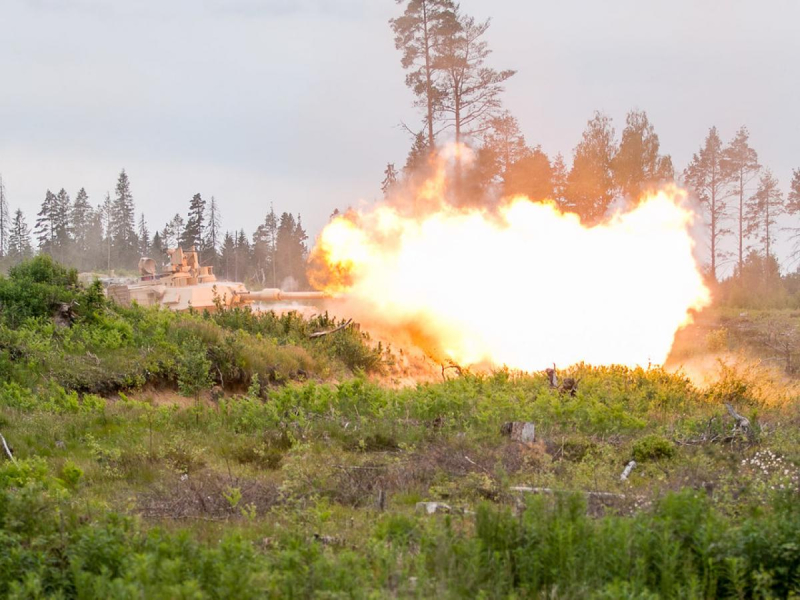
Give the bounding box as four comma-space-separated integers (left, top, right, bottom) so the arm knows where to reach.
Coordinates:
1, 0, 798, 270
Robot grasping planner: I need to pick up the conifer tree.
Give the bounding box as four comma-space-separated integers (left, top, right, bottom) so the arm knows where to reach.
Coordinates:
53, 188, 72, 260
382, 163, 399, 197
504, 146, 553, 202
71, 188, 92, 266
204, 196, 222, 268
566, 112, 618, 222
138, 213, 150, 257
684, 126, 732, 281
723, 127, 761, 274
0, 175, 9, 258
390, 0, 459, 149
746, 169, 784, 262
8, 209, 32, 264
551, 153, 569, 209
611, 110, 673, 200
220, 231, 236, 280
101, 193, 113, 272
180, 193, 205, 251
34, 190, 57, 255
111, 169, 138, 267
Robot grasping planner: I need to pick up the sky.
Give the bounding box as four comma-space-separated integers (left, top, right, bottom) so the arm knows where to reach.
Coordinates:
1, 0, 799, 274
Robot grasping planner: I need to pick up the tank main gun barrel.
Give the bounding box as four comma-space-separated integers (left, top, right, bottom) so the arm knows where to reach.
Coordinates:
246, 288, 331, 302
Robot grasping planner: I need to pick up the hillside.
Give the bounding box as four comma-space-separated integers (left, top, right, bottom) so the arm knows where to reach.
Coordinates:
0, 257, 798, 598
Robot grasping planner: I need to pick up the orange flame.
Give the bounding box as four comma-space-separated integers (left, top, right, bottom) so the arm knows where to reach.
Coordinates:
310, 162, 711, 371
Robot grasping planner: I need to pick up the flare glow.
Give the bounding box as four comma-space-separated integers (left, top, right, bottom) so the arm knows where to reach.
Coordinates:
311, 182, 710, 371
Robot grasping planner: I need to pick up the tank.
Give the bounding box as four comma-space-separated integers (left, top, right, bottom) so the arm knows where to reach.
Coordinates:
106, 246, 327, 312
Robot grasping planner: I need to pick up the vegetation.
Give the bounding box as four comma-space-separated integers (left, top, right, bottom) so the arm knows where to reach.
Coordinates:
0, 256, 797, 597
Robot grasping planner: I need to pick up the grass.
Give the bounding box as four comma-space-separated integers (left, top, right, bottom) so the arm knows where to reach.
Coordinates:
0, 256, 799, 597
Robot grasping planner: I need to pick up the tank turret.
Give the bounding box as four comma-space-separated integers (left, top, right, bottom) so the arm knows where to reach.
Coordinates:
106, 246, 328, 312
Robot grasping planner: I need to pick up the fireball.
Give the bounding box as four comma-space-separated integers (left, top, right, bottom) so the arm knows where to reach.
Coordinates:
310, 162, 710, 371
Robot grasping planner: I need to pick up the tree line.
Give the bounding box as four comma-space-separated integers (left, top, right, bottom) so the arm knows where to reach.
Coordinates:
0, 170, 311, 289
388, 0, 800, 285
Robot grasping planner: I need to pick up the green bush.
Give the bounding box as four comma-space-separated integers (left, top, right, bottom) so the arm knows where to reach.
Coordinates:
632, 434, 676, 462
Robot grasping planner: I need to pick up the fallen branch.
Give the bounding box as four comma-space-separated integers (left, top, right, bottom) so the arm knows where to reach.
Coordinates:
309, 319, 353, 339
0, 433, 16, 464
620, 460, 636, 481
724, 402, 752, 438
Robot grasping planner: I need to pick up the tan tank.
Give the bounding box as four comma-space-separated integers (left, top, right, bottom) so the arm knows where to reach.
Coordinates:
106, 246, 327, 312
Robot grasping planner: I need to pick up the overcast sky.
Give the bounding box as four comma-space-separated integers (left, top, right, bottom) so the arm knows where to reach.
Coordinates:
1, 0, 798, 272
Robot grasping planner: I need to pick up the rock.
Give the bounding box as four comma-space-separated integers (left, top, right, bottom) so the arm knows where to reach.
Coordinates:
501, 421, 535, 444
55, 440, 66, 449
415, 501, 451, 515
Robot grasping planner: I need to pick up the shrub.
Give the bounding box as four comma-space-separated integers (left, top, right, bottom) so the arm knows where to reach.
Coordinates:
632, 434, 676, 462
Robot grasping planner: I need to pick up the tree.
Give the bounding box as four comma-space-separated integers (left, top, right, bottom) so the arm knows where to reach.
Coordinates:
7, 209, 32, 264
252, 205, 278, 287
390, 0, 459, 149
53, 188, 72, 261
404, 131, 432, 174
746, 169, 783, 261
435, 11, 515, 147
275, 213, 308, 288
0, 175, 9, 258
220, 231, 236, 280
723, 127, 760, 275
234, 229, 250, 283
151, 231, 166, 264
683, 126, 732, 281
161, 214, 185, 250
382, 163, 399, 197
551, 153, 569, 209
111, 169, 138, 267
34, 190, 57, 255
789, 168, 800, 213
204, 196, 222, 268
101, 193, 113, 272
71, 188, 92, 267
180, 193, 205, 251
565, 112, 618, 222
138, 213, 150, 257
483, 111, 527, 181
611, 110, 673, 200
504, 146, 554, 202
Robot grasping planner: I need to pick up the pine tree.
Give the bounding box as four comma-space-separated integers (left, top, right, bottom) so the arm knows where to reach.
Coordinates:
151, 231, 166, 264
723, 126, 760, 274
390, 0, 459, 149
220, 231, 236, 280
611, 110, 673, 200
484, 111, 528, 180
111, 169, 138, 267
180, 193, 205, 251
551, 153, 569, 209
436, 11, 515, 146
53, 188, 72, 261
8, 209, 32, 264
86, 206, 105, 271
162, 214, 185, 250
0, 174, 9, 258
566, 112, 618, 222
234, 229, 250, 282
101, 193, 113, 272
71, 188, 92, 267
204, 196, 222, 268
504, 146, 553, 202
275, 213, 308, 288
381, 163, 399, 197
404, 131, 431, 174
683, 126, 732, 281
34, 190, 57, 255
252, 205, 278, 287
746, 169, 784, 262
138, 213, 150, 257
